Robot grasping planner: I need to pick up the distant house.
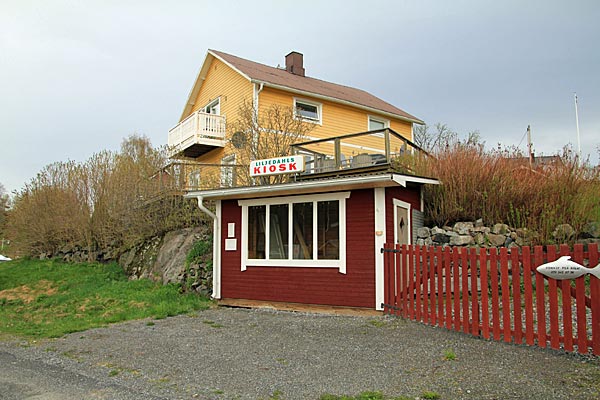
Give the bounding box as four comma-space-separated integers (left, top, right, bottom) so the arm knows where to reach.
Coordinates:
170, 50, 439, 311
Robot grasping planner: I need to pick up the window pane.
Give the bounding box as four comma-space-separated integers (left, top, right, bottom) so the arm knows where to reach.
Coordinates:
296, 102, 319, 120
369, 118, 385, 131
248, 205, 266, 259
317, 201, 339, 260
293, 202, 313, 259
269, 204, 289, 259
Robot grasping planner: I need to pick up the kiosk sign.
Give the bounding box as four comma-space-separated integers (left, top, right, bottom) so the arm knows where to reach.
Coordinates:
250, 155, 305, 177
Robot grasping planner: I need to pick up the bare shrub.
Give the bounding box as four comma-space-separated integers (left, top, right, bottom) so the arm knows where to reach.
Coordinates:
6, 135, 205, 258
412, 139, 600, 244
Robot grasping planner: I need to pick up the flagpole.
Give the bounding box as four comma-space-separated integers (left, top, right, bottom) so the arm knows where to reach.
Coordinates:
574, 92, 581, 162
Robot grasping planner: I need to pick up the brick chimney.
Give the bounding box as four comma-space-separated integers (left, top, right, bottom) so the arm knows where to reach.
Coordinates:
285, 51, 305, 77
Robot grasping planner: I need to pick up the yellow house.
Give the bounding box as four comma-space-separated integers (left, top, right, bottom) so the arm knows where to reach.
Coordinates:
168, 49, 425, 189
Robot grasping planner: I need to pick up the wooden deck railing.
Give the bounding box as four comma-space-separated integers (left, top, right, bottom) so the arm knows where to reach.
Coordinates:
168, 111, 226, 155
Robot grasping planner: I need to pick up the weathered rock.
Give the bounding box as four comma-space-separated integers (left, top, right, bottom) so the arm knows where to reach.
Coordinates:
450, 235, 474, 246
431, 227, 446, 236
432, 233, 450, 244
552, 224, 575, 242
472, 226, 491, 234
453, 222, 474, 235
474, 232, 485, 245
416, 238, 433, 246
149, 227, 209, 285
119, 236, 162, 279
492, 223, 509, 235
579, 222, 599, 239
475, 218, 484, 228
487, 233, 507, 247
416, 227, 431, 239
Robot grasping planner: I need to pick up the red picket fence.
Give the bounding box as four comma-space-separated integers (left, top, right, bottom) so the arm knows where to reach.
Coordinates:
382, 243, 600, 356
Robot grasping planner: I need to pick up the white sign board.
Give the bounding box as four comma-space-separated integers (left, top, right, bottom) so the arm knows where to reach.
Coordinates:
225, 239, 237, 251
536, 256, 600, 280
250, 155, 305, 177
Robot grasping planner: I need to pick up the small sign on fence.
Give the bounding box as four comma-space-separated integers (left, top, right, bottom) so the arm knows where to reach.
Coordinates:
536, 256, 600, 280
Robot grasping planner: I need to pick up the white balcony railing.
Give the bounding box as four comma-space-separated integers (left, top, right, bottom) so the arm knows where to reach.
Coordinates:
168, 110, 226, 156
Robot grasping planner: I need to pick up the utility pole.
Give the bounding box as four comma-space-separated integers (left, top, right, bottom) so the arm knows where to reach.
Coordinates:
574, 93, 581, 162
527, 125, 533, 168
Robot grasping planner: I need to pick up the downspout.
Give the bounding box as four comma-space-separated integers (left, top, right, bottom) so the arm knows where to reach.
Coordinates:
197, 195, 216, 220
253, 82, 265, 124
196, 196, 221, 299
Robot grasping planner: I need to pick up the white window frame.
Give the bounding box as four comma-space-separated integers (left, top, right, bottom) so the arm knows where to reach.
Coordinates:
220, 154, 236, 187
204, 98, 220, 114
368, 115, 390, 138
188, 170, 200, 189
239, 192, 349, 273
294, 98, 322, 125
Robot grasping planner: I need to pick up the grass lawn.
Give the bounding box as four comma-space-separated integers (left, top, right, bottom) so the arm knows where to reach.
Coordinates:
0, 258, 212, 338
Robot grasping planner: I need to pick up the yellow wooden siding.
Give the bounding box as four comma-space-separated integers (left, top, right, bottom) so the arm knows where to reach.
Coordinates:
258, 87, 414, 157
189, 57, 253, 124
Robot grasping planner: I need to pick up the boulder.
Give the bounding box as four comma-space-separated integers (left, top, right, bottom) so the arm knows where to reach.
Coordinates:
579, 222, 599, 239
151, 227, 209, 285
431, 226, 447, 236
432, 233, 450, 244
416, 227, 431, 239
453, 222, 474, 235
492, 223, 510, 235
450, 235, 474, 246
486, 233, 507, 247
552, 224, 575, 242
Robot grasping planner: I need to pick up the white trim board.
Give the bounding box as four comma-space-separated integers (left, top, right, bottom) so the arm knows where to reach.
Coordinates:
374, 188, 386, 311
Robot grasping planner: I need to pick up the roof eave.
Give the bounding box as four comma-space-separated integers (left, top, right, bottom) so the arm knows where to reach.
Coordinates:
252, 79, 425, 125
178, 50, 253, 122
184, 173, 439, 201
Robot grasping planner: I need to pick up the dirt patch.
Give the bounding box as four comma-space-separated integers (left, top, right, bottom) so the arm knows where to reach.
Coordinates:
0, 280, 57, 304
127, 301, 149, 309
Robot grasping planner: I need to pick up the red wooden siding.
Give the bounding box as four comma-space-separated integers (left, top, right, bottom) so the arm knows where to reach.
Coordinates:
220, 189, 376, 308
384, 186, 421, 243
383, 243, 600, 356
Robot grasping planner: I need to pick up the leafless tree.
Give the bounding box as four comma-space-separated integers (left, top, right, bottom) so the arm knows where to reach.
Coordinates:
228, 99, 315, 185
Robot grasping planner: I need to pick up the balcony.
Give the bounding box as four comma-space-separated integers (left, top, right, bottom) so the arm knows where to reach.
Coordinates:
291, 128, 428, 180
168, 110, 226, 158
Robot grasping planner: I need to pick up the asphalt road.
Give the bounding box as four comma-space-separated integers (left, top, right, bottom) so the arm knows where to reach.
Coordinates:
1, 307, 599, 400
0, 347, 163, 400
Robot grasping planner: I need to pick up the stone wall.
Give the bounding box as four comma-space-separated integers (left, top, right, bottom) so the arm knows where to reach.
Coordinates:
416, 219, 600, 248
42, 225, 213, 294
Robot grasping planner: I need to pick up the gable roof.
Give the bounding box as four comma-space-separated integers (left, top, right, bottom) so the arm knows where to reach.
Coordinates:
180, 49, 423, 124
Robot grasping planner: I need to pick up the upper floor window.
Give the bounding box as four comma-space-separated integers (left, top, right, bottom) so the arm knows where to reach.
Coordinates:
204, 98, 220, 115
294, 98, 322, 124
368, 115, 389, 138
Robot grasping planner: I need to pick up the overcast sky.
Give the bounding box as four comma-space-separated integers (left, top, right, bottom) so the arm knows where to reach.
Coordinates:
1, 0, 598, 193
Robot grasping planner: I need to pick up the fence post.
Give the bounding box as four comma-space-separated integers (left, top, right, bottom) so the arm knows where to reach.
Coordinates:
522, 246, 535, 346
480, 247, 490, 339
590, 243, 600, 356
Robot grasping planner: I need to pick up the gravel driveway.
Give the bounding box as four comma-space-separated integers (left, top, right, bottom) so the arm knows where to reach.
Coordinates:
1, 307, 599, 400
